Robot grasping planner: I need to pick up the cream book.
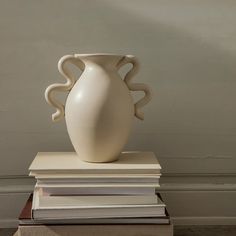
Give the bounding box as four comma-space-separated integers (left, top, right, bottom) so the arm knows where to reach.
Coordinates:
36, 177, 160, 188
33, 188, 158, 208
32, 202, 166, 220
39, 185, 156, 195
36, 183, 159, 188
35, 174, 161, 183
29, 151, 161, 175
34, 174, 161, 178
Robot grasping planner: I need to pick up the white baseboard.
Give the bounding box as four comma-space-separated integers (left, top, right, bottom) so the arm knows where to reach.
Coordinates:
0, 174, 235, 228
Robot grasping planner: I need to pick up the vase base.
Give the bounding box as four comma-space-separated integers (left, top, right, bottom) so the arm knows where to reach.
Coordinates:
77, 155, 120, 163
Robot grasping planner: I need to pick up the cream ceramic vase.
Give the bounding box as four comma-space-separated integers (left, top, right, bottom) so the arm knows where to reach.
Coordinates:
45, 54, 151, 162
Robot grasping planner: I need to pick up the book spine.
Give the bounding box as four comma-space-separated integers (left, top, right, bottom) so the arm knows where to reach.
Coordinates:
36, 195, 158, 207
37, 185, 156, 196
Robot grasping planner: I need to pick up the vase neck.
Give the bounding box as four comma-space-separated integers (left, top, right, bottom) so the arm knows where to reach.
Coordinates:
75, 54, 124, 70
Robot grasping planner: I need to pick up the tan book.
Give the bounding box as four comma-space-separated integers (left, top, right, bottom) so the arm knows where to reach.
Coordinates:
29, 151, 161, 175
17, 224, 173, 236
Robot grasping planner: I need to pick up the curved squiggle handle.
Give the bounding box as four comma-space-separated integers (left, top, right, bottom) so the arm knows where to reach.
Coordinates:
117, 55, 152, 120
45, 55, 84, 122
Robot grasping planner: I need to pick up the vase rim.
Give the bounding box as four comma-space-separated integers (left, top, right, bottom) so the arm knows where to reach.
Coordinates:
74, 53, 130, 57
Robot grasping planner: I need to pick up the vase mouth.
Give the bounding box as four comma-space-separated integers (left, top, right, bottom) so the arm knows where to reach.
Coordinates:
74, 53, 129, 67
74, 53, 129, 57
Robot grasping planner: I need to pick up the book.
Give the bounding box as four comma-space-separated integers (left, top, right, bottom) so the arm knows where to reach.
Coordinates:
36, 175, 160, 184
20, 217, 171, 225
33, 188, 158, 207
38, 185, 156, 196
19, 194, 170, 225
32, 197, 166, 220
36, 182, 159, 188
37, 196, 159, 207
17, 224, 173, 236
34, 173, 161, 179
29, 151, 161, 175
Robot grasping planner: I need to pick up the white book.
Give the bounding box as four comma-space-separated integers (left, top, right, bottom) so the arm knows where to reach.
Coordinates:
34, 173, 161, 179
36, 175, 160, 184
29, 151, 161, 175
38, 195, 159, 207
33, 188, 158, 208
32, 202, 166, 220
36, 182, 160, 188
39, 185, 156, 196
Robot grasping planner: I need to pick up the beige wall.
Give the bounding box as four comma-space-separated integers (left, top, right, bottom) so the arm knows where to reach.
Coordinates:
0, 0, 236, 226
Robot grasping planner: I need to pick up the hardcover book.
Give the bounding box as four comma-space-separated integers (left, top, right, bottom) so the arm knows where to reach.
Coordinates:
19, 194, 171, 225
29, 152, 161, 175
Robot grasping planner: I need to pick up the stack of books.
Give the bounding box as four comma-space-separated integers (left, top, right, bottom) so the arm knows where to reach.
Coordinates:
17, 152, 173, 236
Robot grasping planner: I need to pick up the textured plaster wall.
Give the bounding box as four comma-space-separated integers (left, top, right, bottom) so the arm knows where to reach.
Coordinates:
0, 0, 236, 175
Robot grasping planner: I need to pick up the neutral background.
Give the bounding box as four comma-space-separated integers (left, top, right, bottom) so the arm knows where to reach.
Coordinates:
0, 0, 236, 227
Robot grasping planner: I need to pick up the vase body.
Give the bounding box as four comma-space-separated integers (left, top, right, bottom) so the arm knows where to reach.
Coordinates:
45, 53, 151, 163
65, 55, 134, 162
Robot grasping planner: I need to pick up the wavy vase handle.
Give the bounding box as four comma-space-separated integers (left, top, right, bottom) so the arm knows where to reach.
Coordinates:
118, 55, 152, 120
45, 55, 85, 122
